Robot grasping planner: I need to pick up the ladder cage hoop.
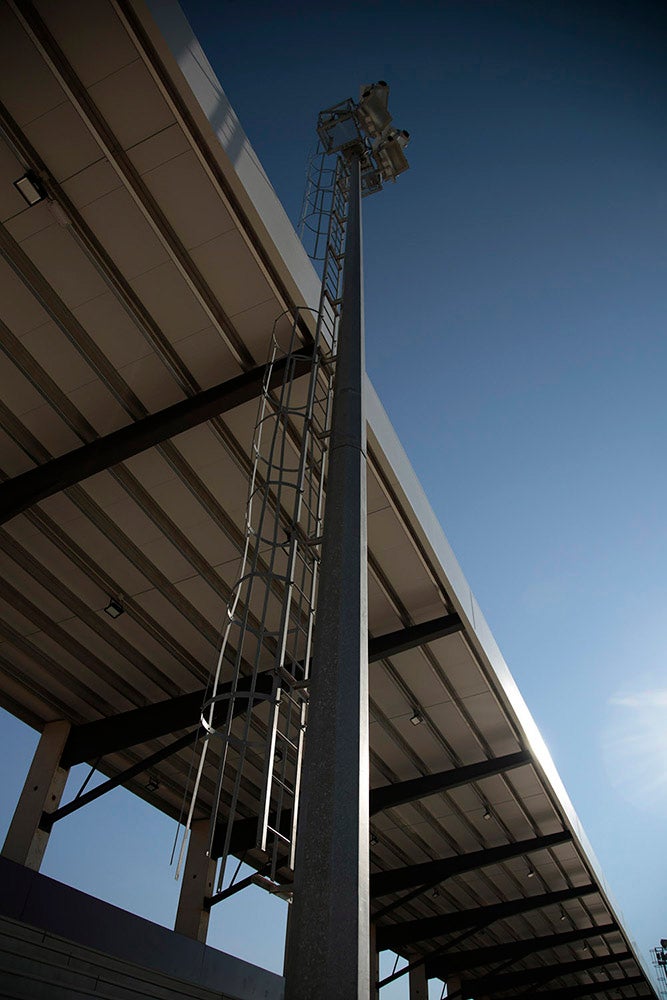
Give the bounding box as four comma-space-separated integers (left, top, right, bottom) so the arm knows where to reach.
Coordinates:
177, 154, 349, 884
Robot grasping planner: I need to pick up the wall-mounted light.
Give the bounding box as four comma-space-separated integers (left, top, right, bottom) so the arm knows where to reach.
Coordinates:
410, 711, 423, 726
13, 170, 47, 206
104, 598, 124, 619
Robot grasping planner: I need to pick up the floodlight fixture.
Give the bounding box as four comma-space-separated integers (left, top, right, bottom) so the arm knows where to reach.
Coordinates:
526, 864, 535, 878
357, 81, 392, 137
104, 597, 124, 619
410, 710, 424, 726
314, 82, 410, 198
482, 806, 492, 821
146, 775, 160, 792
374, 128, 410, 183
13, 170, 47, 206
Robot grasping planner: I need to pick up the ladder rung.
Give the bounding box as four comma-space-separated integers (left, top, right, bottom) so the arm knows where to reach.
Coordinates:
275, 731, 299, 753
266, 826, 291, 844
272, 776, 295, 795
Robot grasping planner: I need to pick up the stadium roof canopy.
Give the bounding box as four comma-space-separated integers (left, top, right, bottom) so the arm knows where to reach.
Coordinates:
0, 1, 658, 997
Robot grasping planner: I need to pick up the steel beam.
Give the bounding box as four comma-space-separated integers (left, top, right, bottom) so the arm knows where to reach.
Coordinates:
61, 674, 274, 767
377, 884, 597, 950
0, 353, 312, 524
464, 951, 632, 994
424, 922, 616, 976
370, 750, 530, 815
215, 753, 529, 855
371, 830, 571, 898
60, 608, 457, 772
42, 678, 272, 830
285, 152, 369, 999
494, 975, 645, 1000
368, 612, 462, 661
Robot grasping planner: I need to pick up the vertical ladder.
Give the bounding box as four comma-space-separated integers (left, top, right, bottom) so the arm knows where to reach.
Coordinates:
178, 156, 351, 886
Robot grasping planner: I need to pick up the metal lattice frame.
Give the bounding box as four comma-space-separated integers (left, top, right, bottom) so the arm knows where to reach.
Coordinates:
178, 157, 351, 885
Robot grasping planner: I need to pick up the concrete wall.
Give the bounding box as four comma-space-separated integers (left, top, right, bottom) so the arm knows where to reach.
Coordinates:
0, 857, 284, 1000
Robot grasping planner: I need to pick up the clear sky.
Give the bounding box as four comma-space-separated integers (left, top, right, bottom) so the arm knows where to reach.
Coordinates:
2, 1, 666, 996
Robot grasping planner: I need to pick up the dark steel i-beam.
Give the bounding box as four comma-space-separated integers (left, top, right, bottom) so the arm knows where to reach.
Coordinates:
424, 921, 616, 976
43, 677, 272, 830
0, 350, 313, 524
464, 951, 633, 994
496, 975, 645, 1000
61, 674, 274, 767
377, 884, 597, 950
368, 612, 463, 661
60, 610, 459, 771
285, 152, 369, 999
370, 750, 530, 815
371, 830, 571, 898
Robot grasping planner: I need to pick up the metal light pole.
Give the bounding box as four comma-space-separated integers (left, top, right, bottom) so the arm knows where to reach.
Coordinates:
285, 87, 409, 999
285, 149, 369, 999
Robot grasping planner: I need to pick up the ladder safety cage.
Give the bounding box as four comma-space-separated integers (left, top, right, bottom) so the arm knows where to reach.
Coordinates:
177, 156, 351, 887
176, 81, 409, 896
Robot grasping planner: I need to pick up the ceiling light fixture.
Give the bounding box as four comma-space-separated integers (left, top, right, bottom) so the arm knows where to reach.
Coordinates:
370, 833, 379, 847
13, 170, 47, 206
104, 598, 124, 619
146, 775, 159, 792
482, 806, 492, 821
526, 865, 535, 878
410, 711, 423, 726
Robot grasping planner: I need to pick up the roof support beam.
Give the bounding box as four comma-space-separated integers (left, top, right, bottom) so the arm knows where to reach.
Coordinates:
0, 352, 312, 524
40, 729, 199, 832
464, 951, 633, 994
494, 975, 646, 1000
424, 922, 617, 976
377, 884, 597, 950
61, 673, 274, 767
42, 677, 273, 831
371, 830, 571, 898
370, 750, 530, 815
368, 613, 462, 661
60, 612, 460, 768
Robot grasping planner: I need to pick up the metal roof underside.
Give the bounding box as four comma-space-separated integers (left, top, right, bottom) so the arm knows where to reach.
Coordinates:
0, 1, 657, 997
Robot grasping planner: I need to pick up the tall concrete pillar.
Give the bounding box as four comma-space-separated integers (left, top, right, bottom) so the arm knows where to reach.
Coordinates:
284, 151, 369, 998
174, 818, 217, 942
409, 962, 429, 999
2, 720, 70, 870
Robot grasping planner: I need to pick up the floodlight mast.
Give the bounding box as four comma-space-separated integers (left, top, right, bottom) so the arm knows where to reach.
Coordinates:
285, 85, 409, 1000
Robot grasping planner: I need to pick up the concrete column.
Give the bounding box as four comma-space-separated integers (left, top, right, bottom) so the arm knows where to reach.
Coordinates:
409, 962, 429, 999
284, 151, 369, 999
174, 819, 217, 942
2, 720, 70, 870
369, 922, 380, 1000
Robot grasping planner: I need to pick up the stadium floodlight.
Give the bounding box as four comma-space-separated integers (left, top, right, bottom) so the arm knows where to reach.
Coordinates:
374, 128, 410, 182
357, 80, 392, 137
315, 82, 410, 196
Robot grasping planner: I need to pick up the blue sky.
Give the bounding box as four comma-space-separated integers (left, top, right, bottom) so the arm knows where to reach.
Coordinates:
1, 0, 666, 995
